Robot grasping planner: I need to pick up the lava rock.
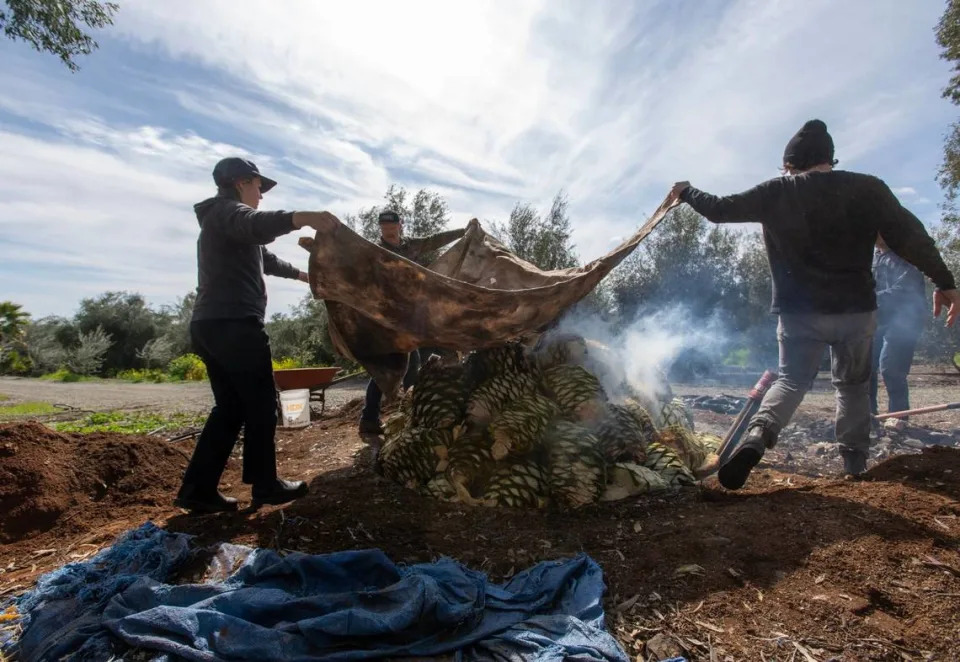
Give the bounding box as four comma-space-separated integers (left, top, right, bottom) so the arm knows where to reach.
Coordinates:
645, 633, 686, 660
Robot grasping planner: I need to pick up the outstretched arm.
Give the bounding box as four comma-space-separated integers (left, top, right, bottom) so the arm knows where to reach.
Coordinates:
869, 179, 958, 326
204, 206, 296, 244
406, 227, 468, 261
668, 180, 775, 224
871, 180, 955, 291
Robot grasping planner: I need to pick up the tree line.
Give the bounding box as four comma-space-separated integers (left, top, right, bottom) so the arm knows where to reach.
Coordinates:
1, 1, 958, 378
2, 184, 957, 381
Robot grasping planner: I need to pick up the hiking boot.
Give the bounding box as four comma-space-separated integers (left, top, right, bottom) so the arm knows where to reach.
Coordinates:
174, 487, 239, 514
358, 419, 384, 435
718, 426, 770, 490
251, 478, 309, 507
841, 450, 868, 479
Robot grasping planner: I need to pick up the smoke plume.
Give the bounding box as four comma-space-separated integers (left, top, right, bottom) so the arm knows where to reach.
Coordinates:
549, 307, 728, 403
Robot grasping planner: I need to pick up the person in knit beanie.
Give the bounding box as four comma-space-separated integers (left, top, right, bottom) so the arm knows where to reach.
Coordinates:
664, 119, 959, 488
782, 119, 838, 172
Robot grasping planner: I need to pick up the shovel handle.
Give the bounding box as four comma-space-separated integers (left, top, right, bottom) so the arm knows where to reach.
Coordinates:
715, 370, 777, 463
874, 402, 960, 420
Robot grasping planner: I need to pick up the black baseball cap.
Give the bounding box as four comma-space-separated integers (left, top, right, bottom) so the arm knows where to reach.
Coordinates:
378, 210, 401, 224
212, 157, 278, 193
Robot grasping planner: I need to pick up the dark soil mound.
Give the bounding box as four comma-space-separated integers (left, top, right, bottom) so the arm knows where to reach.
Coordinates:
0, 422, 189, 543
3, 408, 960, 660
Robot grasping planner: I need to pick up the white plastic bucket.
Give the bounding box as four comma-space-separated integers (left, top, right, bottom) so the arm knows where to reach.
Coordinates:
279, 389, 310, 428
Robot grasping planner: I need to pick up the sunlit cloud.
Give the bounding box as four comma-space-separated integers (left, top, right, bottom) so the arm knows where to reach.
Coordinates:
0, 0, 954, 318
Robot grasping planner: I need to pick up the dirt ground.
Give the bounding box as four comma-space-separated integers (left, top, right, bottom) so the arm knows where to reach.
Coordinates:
2, 386, 959, 661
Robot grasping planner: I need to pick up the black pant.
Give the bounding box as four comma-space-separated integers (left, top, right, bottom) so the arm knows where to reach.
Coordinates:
361, 350, 421, 422
181, 318, 278, 490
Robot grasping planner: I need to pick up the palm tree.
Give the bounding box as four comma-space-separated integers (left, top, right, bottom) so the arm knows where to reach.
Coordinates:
0, 301, 30, 343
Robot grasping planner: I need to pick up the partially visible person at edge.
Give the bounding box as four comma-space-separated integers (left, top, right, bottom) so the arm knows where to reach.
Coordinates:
357, 210, 467, 435
870, 235, 929, 418
175, 157, 341, 514
666, 119, 959, 488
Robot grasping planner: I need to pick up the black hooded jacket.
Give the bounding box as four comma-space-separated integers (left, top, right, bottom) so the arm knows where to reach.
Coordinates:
680, 170, 956, 315
191, 191, 300, 323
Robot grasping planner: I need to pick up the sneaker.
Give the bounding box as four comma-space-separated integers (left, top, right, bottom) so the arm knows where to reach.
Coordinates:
174, 487, 239, 514
717, 426, 769, 490
251, 478, 309, 507
358, 419, 385, 435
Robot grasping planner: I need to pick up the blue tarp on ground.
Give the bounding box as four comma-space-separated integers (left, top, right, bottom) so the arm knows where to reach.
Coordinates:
7, 523, 630, 661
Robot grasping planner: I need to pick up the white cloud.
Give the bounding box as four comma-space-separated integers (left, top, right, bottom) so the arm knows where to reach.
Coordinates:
0, 0, 955, 320
892, 186, 919, 196
0, 127, 318, 318
891, 185, 933, 206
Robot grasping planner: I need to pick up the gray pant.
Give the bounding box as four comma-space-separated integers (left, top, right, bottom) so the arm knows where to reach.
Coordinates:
752, 311, 877, 456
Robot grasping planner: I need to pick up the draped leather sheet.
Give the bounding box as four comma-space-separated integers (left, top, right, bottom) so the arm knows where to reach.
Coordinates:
300, 195, 676, 399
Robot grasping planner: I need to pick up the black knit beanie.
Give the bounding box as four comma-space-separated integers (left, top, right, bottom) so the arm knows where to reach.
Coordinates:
782, 119, 836, 170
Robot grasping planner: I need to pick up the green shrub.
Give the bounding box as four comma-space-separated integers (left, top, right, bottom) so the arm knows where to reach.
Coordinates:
0, 349, 33, 375
40, 368, 84, 382
0, 401, 59, 419
117, 368, 170, 383
53, 410, 206, 434
168, 354, 207, 381
723, 348, 750, 368
272, 357, 303, 370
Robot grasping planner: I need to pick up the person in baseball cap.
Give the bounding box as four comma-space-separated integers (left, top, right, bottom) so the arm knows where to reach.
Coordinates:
212, 157, 278, 193
175, 156, 342, 514
357, 208, 468, 435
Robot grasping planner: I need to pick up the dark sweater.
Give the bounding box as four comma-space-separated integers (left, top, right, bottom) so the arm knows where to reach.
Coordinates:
191, 194, 301, 323
680, 170, 956, 314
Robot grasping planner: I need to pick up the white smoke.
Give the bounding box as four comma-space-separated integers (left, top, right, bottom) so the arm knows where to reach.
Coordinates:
548, 307, 728, 404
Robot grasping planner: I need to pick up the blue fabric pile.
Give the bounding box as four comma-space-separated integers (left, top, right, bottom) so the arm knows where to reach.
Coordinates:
5, 523, 631, 661
4, 522, 193, 660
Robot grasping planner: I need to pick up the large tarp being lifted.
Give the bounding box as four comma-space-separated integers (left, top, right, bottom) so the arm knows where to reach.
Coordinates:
300, 196, 676, 398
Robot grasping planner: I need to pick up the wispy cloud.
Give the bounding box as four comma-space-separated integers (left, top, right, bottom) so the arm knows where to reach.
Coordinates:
0, 0, 955, 319
891, 185, 933, 207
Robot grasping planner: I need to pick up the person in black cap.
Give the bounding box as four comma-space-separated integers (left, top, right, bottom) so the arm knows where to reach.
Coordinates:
175, 157, 342, 513
667, 119, 959, 487
357, 210, 467, 434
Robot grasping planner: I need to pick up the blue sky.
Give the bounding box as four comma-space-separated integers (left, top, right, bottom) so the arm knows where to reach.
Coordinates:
0, 0, 955, 320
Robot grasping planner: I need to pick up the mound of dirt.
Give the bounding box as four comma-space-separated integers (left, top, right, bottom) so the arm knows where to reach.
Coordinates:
2, 406, 959, 660
0, 422, 189, 543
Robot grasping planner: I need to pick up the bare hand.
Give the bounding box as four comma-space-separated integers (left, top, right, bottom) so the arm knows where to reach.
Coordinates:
933, 288, 960, 327
667, 181, 691, 206
294, 211, 341, 233
297, 271, 309, 283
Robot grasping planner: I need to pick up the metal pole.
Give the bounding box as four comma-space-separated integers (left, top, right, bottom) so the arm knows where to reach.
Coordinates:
715, 370, 777, 465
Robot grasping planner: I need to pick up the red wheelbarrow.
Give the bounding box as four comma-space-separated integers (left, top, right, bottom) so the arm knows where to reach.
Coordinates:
166, 367, 359, 442
273, 367, 344, 419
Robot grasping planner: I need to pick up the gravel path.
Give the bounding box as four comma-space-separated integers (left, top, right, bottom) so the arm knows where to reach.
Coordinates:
0, 376, 367, 416
2, 371, 956, 428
